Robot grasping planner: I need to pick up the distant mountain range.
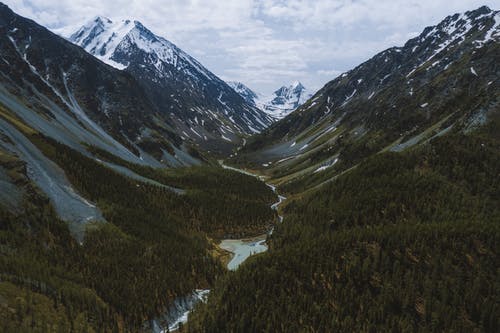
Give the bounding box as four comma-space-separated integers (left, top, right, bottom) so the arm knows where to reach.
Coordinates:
69, 16, 274, 153
228, 81, 312, 119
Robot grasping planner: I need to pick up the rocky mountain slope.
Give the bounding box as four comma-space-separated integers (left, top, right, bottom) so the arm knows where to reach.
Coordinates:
70, 17, 273, 152
0, 3, 208, 233
230, 5, 500, 193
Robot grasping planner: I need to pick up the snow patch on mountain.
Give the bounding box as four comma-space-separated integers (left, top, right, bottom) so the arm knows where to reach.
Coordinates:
227, 81, 259, 106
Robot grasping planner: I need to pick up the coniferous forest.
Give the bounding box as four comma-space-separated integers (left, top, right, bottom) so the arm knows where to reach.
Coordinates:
188, 119, 500, 332
0, 134, 276, 331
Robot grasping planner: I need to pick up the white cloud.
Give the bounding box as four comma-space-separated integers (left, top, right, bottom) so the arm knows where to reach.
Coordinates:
317, 69, 342, 77
258, 0, 494, 30
3, 0, 498, 94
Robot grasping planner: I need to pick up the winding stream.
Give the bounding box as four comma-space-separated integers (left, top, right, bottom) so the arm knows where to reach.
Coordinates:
218, 161, 286, 269
156, 161, 286, 331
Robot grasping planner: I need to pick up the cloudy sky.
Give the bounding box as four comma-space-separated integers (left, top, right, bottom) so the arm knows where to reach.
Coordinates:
5, 0, 497, 94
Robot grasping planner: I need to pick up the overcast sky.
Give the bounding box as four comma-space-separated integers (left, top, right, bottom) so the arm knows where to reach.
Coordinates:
5, 0, 497, 94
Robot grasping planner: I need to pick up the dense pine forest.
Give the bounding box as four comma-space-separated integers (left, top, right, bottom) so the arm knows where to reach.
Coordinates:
0, 133, 276, 331
188, 119, 500, 332
2, 115, 499, 333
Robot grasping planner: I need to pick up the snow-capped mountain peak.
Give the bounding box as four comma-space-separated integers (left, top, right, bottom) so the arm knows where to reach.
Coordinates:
70, 17, 215, 79
227, 81, 312, 120
290, 80, 303, 89
261, 81, 311, 119
227, 81, 260, 106
273, 81, 307, 102
70, 17, 135, 69
70, 17, 273, 149
260, 81, 312, 119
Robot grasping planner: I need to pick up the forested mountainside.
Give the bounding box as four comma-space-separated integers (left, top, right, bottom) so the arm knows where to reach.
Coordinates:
189, 115, 500, 333
70, 16, 273, 152
0, 133, 277, 331
229, 5, 499, 194
0, 3, 279, 330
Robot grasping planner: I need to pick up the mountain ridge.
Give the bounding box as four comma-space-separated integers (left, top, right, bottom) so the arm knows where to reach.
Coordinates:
70, 16, 274, 152
229, 5, 499, 193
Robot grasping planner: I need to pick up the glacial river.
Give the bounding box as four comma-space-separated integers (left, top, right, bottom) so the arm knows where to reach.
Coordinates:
219, 235, 268, 270
218, 162, 286, 269
157, 162, 285, 332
